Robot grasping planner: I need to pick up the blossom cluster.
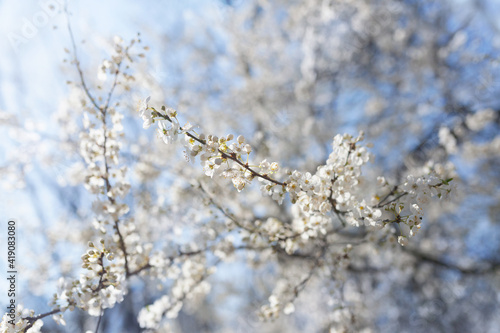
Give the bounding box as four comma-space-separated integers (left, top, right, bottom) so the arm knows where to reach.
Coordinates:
51, 99, 134, 320
139, 98, 454, 249
136, 98, 455, 330
44, 54, 138, 326
140, 97, 283, 193
50, 239, 126, 317
287, 133, 375, 239
0, 305, 42, 333
0, 104, 134, 331
80, 108, 129, 198
33, 124, 134, 330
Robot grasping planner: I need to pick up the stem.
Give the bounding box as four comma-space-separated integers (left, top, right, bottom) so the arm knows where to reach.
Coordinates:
153, 111, 286, 186
94, 309, 104, 333
24, 309, 62, 330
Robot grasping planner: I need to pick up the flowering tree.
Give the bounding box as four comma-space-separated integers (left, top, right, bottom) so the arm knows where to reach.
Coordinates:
1, 0, 500, 332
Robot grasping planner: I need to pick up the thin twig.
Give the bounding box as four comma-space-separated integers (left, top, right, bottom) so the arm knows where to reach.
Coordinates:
404, 247, 500, 274
94, 309, 104, 333
24, 309, 62, 329
65, 7, 101, 112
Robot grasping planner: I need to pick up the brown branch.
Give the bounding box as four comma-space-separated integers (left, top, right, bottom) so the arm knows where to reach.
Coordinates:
326, 145, 357, 227
404, 247, 500, 274
67, 15, 131, 277
152, 110, 286, 186
94, 309, 104, 333
24, 309, 62, 330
